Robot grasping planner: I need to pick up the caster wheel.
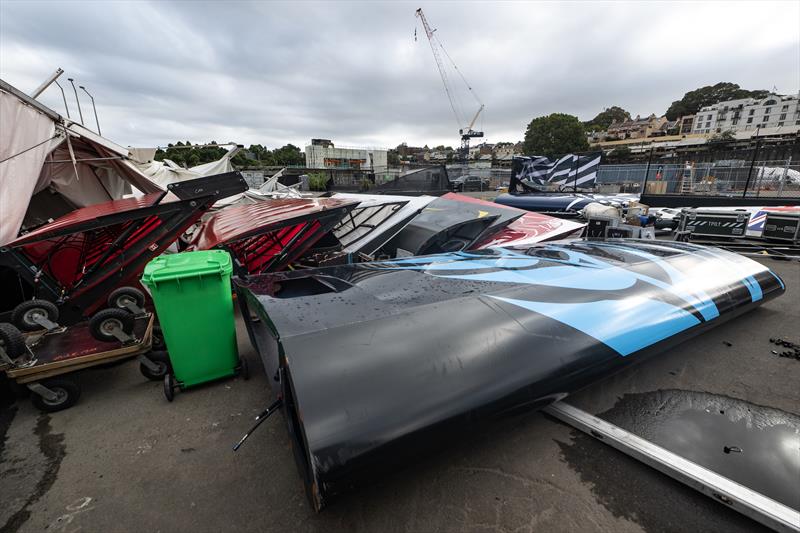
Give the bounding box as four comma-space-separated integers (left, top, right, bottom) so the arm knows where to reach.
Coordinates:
31, 378, 81, 413
164, 373, 175, 402
0, 323, 26, 358
89, 308, 134, 342
12, 300, 59, 331
108, 286, 145, 312
140, 351, 171, 381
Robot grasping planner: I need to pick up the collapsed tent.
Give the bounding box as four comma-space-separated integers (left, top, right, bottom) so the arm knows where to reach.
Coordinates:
0, 172, 247, 323
375, 196, 523, 257
186, 198, 359, 275
131, 145, 240, 190
0, 79, 162, 245
235, 240, 784, 510
330, 193, 435, 256
441, 192, 586, 246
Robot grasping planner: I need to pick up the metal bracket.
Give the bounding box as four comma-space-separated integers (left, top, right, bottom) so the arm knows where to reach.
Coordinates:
544, 402, 800, 533
27, 382, 60, 402
108, 325, 136, 345
32, 315, 61, 332
119, 301, 146, 317
137, 353, 161, 373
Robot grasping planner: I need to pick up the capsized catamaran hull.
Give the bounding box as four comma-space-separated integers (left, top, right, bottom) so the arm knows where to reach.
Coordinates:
235, 240, 784, 511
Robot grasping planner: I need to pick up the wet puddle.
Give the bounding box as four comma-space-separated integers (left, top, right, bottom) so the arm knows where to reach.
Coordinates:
598, 389, 800, 510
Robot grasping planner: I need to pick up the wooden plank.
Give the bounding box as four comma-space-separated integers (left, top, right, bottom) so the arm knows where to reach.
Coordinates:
7, 315, 153, 380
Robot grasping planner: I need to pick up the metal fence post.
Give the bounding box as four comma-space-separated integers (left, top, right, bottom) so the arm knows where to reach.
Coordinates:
743, 135, 761, 198
641, 147, 653, 195
778, 157, 791, 198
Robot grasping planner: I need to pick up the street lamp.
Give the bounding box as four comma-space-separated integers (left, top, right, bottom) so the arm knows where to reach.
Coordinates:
79, 85, 101, 135
67, 78, 84, 125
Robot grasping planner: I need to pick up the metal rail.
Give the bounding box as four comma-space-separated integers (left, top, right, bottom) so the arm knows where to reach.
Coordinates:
544, 402, 800, 532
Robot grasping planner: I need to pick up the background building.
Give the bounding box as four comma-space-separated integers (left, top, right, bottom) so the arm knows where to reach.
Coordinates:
693, 93, 800, 134
305, 139, 388, 170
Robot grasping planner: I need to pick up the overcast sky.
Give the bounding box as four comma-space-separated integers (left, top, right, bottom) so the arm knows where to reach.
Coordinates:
1, 1, 798, 150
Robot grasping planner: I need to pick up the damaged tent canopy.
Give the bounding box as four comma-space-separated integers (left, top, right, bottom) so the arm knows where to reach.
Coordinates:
0, 79, 162, 245
235, 240, 784, 511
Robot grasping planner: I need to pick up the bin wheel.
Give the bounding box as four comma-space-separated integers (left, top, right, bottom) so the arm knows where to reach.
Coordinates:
164, 373, 175, 402
0, 322, 26, 359
89, 308, 135, 342
140, 350, 171, 381
108, 286, 145, 312
12, 300, 59, 332
151, 325, 166, 350
31, 378, 80, 413
239, 357, 250, 380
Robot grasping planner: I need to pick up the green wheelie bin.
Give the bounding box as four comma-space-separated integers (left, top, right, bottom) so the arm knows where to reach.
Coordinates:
141, 250, 246, 401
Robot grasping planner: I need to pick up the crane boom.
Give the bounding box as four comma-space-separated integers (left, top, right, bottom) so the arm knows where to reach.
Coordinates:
415, 8, 461, 128
415, 8, 484, 161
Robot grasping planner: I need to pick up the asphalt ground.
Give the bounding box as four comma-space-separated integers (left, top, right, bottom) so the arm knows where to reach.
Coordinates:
1, 258, 798, 533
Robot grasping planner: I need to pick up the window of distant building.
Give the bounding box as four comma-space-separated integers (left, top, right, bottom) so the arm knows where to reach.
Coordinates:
780, 113, 787, 120
764, 99, 777, 106
782, 104, 789, 111
763, 116, 769, 122
778, 122, 784, 127
765, 107, 772, 114
747, 117, 753, 123
708, 115, 713, 120
749, 109, 755, 115
705, 122, 711, 128
732, 119, 739, 125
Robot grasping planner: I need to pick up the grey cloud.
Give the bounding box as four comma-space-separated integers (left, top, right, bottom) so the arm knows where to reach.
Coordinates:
1, 0, 797, 149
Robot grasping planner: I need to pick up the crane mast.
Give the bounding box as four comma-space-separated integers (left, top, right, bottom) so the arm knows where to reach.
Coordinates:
415, 8, 484, 161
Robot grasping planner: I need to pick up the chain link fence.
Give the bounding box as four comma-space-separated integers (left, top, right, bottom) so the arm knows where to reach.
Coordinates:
597, 159, 799, 198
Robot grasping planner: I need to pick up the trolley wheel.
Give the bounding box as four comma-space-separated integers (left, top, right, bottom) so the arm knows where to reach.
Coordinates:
107, 286, 145, 312
151, 325, 166, 350
31, 378, 81, 413
239, 356, 250, 380
0, 322, 26, 358
89, 308, 135, 342
11, 300, 60, 331
140, 350, 171, 381
164, 373, 175, 402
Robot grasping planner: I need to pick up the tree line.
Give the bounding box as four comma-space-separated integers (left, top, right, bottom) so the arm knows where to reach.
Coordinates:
154, 141, 304, 168
522, 82, 770, 159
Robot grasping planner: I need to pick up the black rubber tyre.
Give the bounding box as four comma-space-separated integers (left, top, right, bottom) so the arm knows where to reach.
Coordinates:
0, 322, 26, 359
11, 300, 60, 331
89, 308, 135, 342
107, 286, 145, 312
164, 373, 175, 402
151, 325, 165, 350
239, 357, 250, 380
140, 351, 171, 381
30, 378, 81, 413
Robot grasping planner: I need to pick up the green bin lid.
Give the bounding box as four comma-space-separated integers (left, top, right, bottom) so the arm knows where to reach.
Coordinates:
141, 250, 233, 285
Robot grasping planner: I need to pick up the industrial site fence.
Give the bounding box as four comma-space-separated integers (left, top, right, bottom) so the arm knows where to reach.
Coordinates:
596, 159, 800, 198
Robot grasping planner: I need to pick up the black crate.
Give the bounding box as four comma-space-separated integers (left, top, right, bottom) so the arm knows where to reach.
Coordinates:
762, 213, 800, 243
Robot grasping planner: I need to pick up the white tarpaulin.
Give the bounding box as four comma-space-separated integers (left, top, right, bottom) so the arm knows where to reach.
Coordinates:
0, 79, 162, 245
0, 86, 60, 244
133, 146, 238, 189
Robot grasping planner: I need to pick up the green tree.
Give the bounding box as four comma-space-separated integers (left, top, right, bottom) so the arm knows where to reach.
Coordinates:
523, 113, 589, 158
584, 106, 631, 131
387, 150, 400, 166
272, 144, 304, 166
606, 145, 631, 162
708, 129, 736, 143
665, 82, 769, 120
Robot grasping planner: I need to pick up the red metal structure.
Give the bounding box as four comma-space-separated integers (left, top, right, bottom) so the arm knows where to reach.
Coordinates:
0, 172, 247, 326
188, 198, 359, 276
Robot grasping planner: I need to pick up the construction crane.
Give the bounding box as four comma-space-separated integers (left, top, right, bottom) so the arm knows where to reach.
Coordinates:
415, 8, 484, 161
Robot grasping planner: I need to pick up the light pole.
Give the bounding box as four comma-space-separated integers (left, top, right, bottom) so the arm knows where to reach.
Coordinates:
67, 78, 84, 125
53, 80, 71, 119
79, 85, 101, 135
